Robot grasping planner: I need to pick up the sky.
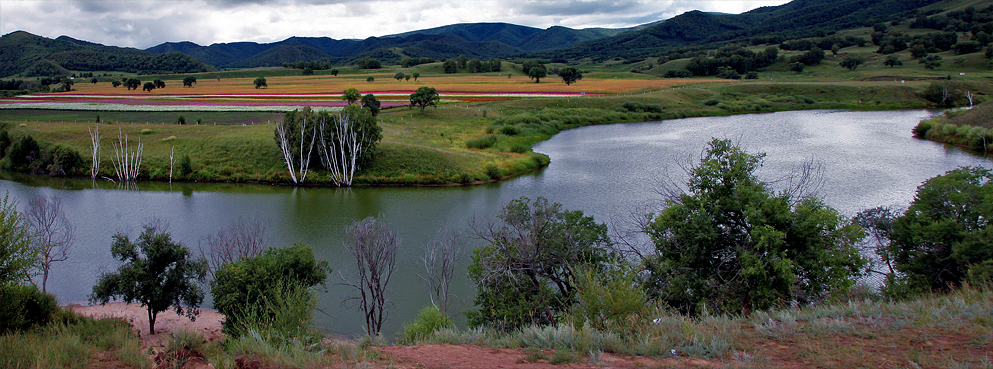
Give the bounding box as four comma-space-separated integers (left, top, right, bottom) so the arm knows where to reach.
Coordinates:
1, 0, 791, 49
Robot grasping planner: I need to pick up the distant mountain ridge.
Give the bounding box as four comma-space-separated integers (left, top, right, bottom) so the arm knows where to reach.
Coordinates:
1, 0, 947, 75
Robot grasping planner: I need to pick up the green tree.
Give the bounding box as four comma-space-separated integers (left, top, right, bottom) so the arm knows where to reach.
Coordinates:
412, 72, 420, 81
342, 88, 361, 105
456, 54, 467, 68
153, 79, 166, 89
409, 86, 440, 113
0, 193, 38, 286
360, 93, 381, 117
888, 167, 993, 293
254, 76, 267, 89
443, 59, 458, 74
910, 45, 928, 59
789, 62, 805, 73
643, 139, 866, 315
840, 56, 865, 71
142, 82, 155, 92
302, 67, 314, 76
330, 68, 339, 76
884, 55, 903, 67
59, 77, 74, 92
211, 244, 328, 336
920, 55, 942, 69
467, 197, 612, 330
90, 77, 98, 84
558, 67, 583, 85
89, 223, 207, 334
467, 59, 482, 73
394, 72, 405, 82
124, 78, 141, 91
366, 76, 375, 83
182, 76, 196, 87
112, 80, 122, 88
528, 65, 547, 83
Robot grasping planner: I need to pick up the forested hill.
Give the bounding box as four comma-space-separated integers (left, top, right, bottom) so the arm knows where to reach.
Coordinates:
141, 22, 640, 68
0, 31, 215, 78
540, 0, 944, 59
1, 0, 950, 73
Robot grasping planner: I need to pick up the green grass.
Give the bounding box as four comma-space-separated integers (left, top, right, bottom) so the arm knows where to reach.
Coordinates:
0, 311, 149, 369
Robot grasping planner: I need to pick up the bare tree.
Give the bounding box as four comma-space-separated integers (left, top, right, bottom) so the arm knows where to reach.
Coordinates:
341, 216, 399, 337
88, 126, 101, 179
112, 129, 143, 181
197, 216, 270, 279
26, 195, 73, 293
853, 206, 898, 277
169, 146, 175, 183
317, 112, 365, 186
966, 91, 975, 108
418, 227, 464, 314
274, 114, 316, 184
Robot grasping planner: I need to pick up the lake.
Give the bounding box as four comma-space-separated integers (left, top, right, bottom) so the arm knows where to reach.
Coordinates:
2, 109, 988, 337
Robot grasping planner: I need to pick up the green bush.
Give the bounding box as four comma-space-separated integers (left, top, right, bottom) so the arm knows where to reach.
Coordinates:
484, 164, 501, 179
398, 306, 455, 344
0, 284, 59, 333
619, 101, 665, 113
211, 244, 329, 337
570, 266, 650, 333
465, 135, 497, 149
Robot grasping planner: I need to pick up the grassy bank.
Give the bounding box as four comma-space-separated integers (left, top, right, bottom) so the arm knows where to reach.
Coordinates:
0, 80, 981, 186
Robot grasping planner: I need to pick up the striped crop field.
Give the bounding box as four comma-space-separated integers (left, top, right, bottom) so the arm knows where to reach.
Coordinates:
0, 73, 701, 112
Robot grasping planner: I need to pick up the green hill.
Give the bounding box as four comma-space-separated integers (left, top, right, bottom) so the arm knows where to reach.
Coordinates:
0, 31, 214, 78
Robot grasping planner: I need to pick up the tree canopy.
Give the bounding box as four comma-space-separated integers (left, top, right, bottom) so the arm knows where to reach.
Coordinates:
888, 167, 993, 293
409, 86, 440, 113
89, 223, 207, 334
253, 76, 267, 89
558, 67, 583, 85
342, 88, 361, 105
643, 139, 866, 315
0, 193, 37, 286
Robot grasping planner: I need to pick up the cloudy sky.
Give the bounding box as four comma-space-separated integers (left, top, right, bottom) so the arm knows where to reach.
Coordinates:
1, 0, 790, 49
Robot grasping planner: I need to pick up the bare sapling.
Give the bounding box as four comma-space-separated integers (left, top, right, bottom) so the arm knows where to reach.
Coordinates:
419, 227, 465, 314
88, 126, 100, 179
27, 195, 74, 293
198, 215, 270, 279
169, 147, 175, 183
112, 129, 143, 181
341, 216, 399, 337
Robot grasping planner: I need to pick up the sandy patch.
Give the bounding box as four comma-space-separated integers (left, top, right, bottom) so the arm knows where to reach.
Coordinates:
64, 302, 225, 349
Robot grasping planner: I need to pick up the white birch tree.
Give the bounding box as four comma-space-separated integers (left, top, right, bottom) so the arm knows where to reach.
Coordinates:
112, 129, 142, 181
88, 126, 100, 179
318, 112, 366, 186
274, 111, 317, 184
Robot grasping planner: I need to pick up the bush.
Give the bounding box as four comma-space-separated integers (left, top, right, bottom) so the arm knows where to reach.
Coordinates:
466, 135, 497, 149
484, 164, 501, 179
620, 101, 665, 113
211, 244, 329, 337
398, 306, 455, 344
663, 70, 692, 78
0, 284, 59, 333
888, 167, 993, 293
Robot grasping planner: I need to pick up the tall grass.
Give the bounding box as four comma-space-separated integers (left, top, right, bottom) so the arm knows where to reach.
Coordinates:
0, 311, 149, 369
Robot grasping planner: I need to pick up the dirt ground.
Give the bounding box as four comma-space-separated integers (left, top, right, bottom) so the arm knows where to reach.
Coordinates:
65, 302, 225, 350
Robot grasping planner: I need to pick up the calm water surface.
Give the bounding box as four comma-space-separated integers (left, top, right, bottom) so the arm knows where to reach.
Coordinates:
2, 109, 988, 337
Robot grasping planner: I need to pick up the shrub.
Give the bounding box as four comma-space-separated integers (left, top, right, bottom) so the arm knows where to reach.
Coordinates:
663, 70, 692, 78
466, 135, 497, 149
702, 98, 720, 106
498, 125, 520, 136
0, 284, 59, 333
398, 306, 455, 344
509, 143, 529, 154
620, 101, 664, 113
484, 164, 501, 179
211, 244, 329, 337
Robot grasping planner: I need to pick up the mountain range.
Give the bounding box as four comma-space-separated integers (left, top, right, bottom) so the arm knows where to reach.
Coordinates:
0, 0, 944, 77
